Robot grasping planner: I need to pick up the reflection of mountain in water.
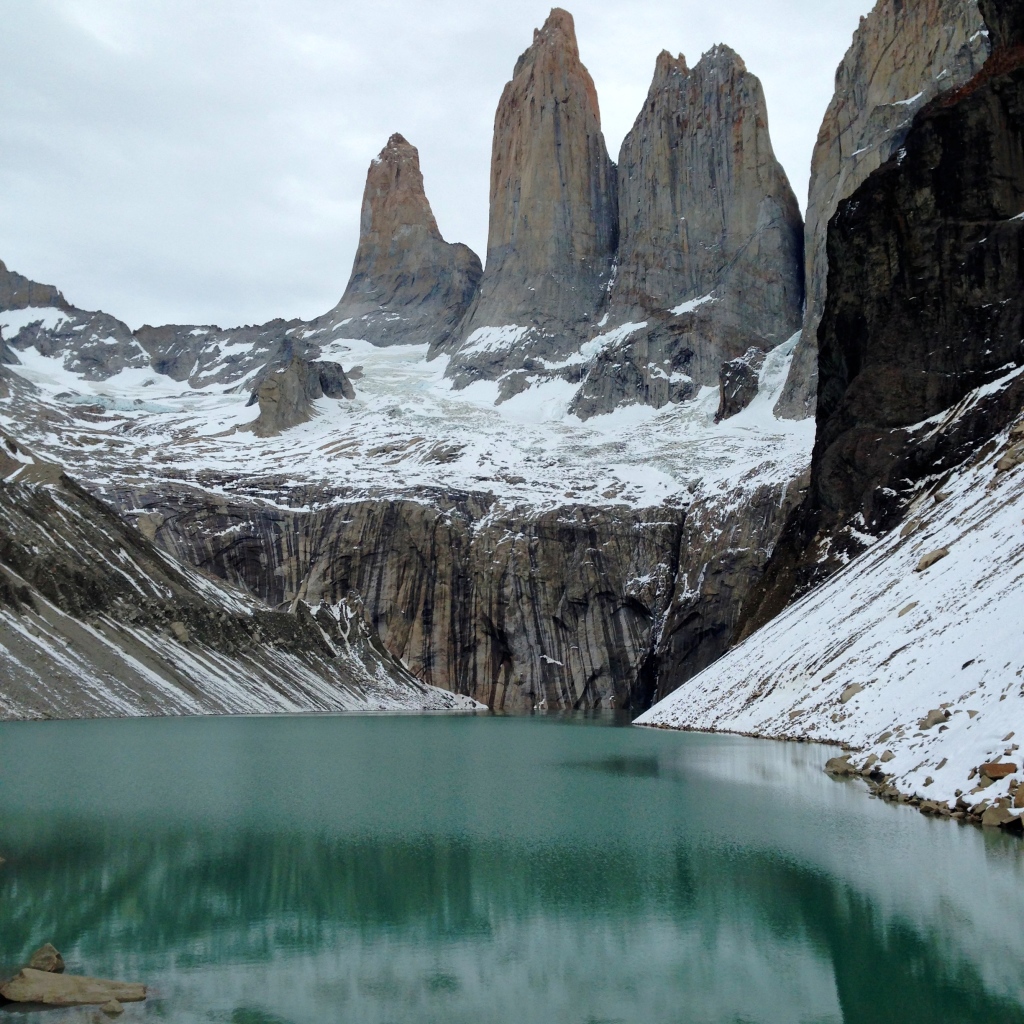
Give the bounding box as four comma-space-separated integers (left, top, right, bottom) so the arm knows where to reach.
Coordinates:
2, 824, 1021, 1024
0, 716, 1022, 1023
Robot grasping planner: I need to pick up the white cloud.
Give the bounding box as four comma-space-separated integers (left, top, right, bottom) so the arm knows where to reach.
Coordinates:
0, 0, 868, 329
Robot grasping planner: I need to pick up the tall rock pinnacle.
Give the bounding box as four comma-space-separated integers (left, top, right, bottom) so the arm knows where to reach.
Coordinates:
613, 47, 802, 319
442, 8, 618, 384
328, 133, 482, 347
774, 0, 990, 420
569, 44, 804, 419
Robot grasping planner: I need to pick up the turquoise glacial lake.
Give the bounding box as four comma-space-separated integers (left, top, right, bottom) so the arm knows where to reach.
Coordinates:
0, 712, 1022, 1023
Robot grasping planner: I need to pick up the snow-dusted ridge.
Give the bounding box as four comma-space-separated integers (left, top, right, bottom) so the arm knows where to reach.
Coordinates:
637, 377, 1024, 825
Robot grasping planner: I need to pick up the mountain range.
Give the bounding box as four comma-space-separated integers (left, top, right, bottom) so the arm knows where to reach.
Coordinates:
1, 0, 1021, 825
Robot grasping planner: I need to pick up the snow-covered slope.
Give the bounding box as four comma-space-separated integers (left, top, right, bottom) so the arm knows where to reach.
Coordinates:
638, 373, 1024, 820
0, 433, 481, 720
0, 320, 812, 512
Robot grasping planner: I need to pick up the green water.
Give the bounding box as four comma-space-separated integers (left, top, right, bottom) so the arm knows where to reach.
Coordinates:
0, 713, 1022, 1024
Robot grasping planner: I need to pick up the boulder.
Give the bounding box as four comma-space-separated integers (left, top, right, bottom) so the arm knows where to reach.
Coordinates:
995, 443, 1024, 471
915, 548, 950, 572
102, 1000, 125, 1016
825, 754, 857, 776
981, 762, 1018, 780
981, 798, 1018, 828
839, 683, 864, 704
27, 943, 65, 973
918, 709, 949, 730
0, 968, 145, 1006
716, 348, 767, 422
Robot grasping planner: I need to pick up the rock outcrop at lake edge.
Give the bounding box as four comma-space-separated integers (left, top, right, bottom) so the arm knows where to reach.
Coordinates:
775, 0, 990, 420
441, 8, 618, 385
326, 133, 482, 348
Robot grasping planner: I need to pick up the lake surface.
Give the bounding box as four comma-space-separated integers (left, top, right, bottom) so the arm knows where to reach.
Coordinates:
0, 713, 1022, 1024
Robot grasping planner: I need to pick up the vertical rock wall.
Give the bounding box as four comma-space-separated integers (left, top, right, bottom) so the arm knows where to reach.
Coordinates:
741, 0, 1024, 633
442, 8, 619, 385
108, 476, 797, 713
775, 0, 990, 420
570, 45, 804, 419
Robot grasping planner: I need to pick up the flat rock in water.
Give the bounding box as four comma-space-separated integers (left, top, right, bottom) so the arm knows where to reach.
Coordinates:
0, 968, 145, 1006
28, 943, 65, 973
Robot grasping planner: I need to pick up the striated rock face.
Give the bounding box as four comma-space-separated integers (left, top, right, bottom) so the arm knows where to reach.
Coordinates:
648, 475, 805, 704
568, 45, 803, 419
613, 48, 801, 330
442, 8, 618, 385
0, 442, 469, 720
250, 356, 354, 437
328, 134, 482, 347
741, 0, 1024, 632
101, 472, 798, 713
775, 0, 990, 420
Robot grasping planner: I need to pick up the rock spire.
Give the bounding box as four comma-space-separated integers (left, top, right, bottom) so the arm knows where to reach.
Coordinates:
328, 133, 482, 347
569, 43, 804, 418
442, 8, 618, 383
774, 0, 990, 419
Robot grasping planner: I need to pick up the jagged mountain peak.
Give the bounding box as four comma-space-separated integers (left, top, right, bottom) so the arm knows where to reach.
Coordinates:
359, 132, 443, 241
527, 7, 578, 56
441, 3, 617, 383
568, 36, 803, 419
695, 43, 747, 73
652, 50, 688, 83
324, 132, 482, 347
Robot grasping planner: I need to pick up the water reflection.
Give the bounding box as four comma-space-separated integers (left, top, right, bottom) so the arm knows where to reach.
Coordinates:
0, 714, 1021, 1023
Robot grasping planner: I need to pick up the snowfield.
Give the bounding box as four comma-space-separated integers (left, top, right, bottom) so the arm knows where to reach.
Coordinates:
638, 375, 1024, 818
0, 320, 813, 514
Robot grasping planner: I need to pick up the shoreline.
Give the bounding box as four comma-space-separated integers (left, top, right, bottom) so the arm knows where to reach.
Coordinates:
637, 720, 1023, 835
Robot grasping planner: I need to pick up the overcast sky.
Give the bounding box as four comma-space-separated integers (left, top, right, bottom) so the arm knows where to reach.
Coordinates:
0, 0, 870, 329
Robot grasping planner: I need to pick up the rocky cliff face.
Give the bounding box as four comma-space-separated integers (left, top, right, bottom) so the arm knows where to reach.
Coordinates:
249, 356, 354, 437
741, 0, 1024, 632
775, 0, 990, 420
442, 8, 618, 386
0, 434, 472, 719
327, 134, 482, 348
570, 45, 803, 419
99, 473, 797, 713
0, 259, 67, 312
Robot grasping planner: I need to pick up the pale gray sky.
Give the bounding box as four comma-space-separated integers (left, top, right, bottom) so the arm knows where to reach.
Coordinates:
0, 0, 869, 329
